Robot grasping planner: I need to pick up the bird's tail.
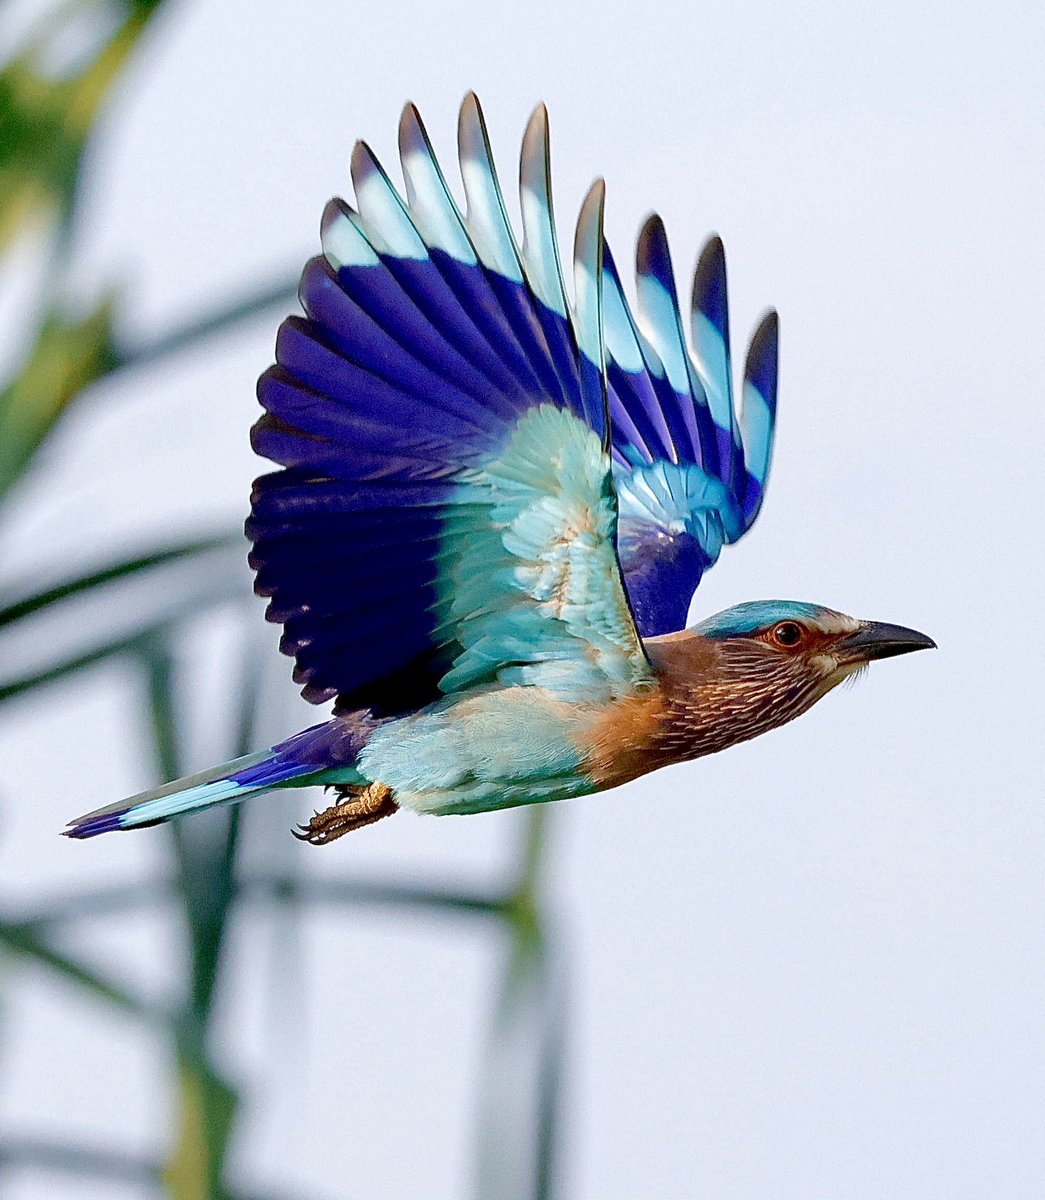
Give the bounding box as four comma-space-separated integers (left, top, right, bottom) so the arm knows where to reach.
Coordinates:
64, 749, 324, 839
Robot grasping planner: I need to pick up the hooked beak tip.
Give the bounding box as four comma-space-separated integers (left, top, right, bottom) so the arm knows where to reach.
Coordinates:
842, 621, 937, 662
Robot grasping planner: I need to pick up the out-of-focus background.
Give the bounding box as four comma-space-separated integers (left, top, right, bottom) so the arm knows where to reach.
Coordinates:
0, 1, 1042, 1197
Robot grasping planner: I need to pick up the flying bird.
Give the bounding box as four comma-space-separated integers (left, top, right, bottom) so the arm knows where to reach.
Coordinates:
67, 96, 934, 844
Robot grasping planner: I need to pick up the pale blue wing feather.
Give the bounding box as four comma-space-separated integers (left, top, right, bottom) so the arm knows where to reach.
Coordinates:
457, 93, 524, 283
518, 103, 569, 319
690, 234, 741, 491
739, 309, 779, 523
572, 180, 609, 439
397, 102, 477, 264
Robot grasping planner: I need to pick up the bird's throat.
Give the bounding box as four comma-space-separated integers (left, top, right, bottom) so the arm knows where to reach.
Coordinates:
579, 631, 825, 790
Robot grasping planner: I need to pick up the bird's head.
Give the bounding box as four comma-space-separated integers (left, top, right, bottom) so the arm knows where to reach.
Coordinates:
692, 599, 935, 688
657, 601, 936, 751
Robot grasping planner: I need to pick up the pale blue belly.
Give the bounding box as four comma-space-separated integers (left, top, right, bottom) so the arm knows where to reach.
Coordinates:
355, 688, 597, 815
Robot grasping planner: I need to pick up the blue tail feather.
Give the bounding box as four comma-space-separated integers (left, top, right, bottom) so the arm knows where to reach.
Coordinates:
64, 750, 319, 840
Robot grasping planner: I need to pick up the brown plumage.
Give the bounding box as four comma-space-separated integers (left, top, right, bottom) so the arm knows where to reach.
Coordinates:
581, 610, 932, 790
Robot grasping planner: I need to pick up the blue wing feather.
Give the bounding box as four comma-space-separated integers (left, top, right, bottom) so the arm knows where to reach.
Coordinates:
602, 242, 677, 463
457, 93, 524, 283
249, 98, 777, 707
634, 215, 712, 469
739, 309, 779, 524
518, 104, 569, 319
518, 105, 583, 394
397, 103, 476, 263
605, 224, 778, 632
691, 234, 741, 492
572, 180, 610, 442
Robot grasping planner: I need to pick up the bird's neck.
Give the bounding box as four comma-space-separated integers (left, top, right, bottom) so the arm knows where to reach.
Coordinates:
580, 630, 799, 790
646, 630, 770, 756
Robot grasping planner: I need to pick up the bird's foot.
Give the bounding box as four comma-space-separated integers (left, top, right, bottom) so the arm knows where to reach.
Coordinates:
293, 782, 397, 846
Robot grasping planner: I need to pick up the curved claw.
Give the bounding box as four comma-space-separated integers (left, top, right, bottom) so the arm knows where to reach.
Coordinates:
290, 783, 398, 847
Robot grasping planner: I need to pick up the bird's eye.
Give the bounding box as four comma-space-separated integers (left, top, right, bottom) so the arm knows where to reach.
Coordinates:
771, 621, 804, 647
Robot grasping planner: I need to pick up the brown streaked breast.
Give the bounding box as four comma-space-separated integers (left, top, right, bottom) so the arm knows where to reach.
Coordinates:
576, 632, 724, 789
576, 687, 674, 789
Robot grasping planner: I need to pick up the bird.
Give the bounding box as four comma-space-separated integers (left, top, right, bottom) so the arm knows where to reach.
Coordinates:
66, 95, 934, 845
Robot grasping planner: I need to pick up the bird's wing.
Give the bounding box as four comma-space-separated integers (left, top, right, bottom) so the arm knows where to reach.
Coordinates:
248, 97, 778, 712
602, 225, 778, 636
249, 96, 653, 711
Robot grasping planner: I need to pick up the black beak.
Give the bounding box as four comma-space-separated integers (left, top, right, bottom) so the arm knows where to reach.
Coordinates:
840, 621, 937, 662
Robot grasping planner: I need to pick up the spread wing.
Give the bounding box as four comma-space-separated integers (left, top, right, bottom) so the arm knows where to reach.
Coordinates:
249, 97, 650, 711
247, 96, 777, 713
603, 225, 778, 635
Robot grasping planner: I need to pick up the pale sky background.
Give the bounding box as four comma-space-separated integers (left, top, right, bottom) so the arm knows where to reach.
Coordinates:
0, 1, 1043, 1198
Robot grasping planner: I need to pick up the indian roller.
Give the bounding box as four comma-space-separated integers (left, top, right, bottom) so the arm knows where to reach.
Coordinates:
66, 96, 934, 845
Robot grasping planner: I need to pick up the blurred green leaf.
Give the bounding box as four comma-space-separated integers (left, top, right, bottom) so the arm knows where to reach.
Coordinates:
0, 0, 166, 253
243, 874, 508, 919
0, 920, 163, 1019
3, 874, 510, 928
474, 808, 564, 1200
0, 536, 246, 704
0, 1137, 162, 1190
110, 272, 302, 376
0, 297, 118, 499
0, 535, 240, 627
142, 632, 243, 1199
164, 1053, 238, 1200
141, 632, 236, 1018
0, 0, 172, 504
0, 1136, 345, 1199
142, 629, 181, 779
532, 949, 566, 1200
0, 624, 173, 704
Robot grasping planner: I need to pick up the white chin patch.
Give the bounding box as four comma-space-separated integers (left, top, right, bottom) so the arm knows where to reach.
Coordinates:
810, 653, 839, 676
814, 654, 865, 692
817, 610, 862, 635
